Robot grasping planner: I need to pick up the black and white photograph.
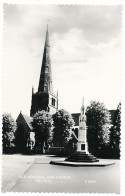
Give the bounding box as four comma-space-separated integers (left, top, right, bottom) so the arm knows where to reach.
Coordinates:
1, 2, 124, 194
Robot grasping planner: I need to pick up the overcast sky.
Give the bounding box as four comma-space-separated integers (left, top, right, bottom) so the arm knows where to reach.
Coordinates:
3, 4, 122, 119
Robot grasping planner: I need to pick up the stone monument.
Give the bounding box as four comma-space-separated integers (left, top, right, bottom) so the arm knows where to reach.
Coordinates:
65, 98, 99, 162
50, 99, 115, 166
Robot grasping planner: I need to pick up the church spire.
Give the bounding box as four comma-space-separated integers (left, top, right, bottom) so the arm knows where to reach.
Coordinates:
30, 24, 58, 116
38, 24, 53, 93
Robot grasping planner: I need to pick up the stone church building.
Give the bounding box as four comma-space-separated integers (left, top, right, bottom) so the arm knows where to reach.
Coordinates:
16, 25, 115, 153
16, 25, 59, 152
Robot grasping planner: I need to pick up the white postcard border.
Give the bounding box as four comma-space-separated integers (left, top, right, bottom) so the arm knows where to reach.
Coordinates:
0, 0, 125, 196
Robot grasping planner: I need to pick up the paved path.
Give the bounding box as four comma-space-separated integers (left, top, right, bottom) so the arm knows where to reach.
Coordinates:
11, 156, 120, 193
2, 154, 36, 192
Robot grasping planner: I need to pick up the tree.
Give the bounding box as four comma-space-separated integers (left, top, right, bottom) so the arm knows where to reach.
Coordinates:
2, 113, 17, 152
52, 109, 75, 147
32, 110, 53, 153
86, 101, 110, 156
15, 124, 28, 153
110, 102, 121, 158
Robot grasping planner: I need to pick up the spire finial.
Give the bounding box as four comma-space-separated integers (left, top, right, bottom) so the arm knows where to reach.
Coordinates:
47, 20, 50, 31
82, 97, 84, 107
81, 97, 85, 114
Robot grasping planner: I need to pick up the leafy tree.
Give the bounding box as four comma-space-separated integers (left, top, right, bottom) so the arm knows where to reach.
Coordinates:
32, 110, 53, 153
110, 103, 121, 158
52, 109, 75, 147
15, 124, 28, 153
86, 101, 110, 156
2, 113, 17, 151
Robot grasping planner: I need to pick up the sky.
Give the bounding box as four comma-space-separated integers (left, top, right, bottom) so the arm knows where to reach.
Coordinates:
3, 4, 122, 119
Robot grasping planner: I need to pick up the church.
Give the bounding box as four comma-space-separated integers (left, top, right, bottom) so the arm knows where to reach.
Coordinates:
16, 25, 115, 153
30, 24, 58, 116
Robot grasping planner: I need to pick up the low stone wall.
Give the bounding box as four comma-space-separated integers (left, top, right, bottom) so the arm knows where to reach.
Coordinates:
48, 147, 65, 155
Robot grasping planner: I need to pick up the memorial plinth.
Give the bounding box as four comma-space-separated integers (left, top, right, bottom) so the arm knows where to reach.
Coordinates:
50, 159, 115, 166
65, 151, 99, 162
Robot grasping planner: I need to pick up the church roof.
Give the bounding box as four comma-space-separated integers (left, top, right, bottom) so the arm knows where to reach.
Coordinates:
71, 113, 80, 126
17, 112, 33, 131
22, 114, 33, 130
72, 110, 116, 126
17, 109, 116, 132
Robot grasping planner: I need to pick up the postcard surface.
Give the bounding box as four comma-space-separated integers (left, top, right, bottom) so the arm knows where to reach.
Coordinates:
1, 0, 125, 195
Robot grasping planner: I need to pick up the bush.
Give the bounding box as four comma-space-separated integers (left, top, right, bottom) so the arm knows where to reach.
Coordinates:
2, 113, 16, 153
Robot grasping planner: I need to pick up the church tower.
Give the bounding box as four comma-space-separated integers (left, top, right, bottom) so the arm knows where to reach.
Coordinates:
30, 25, 58, 116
